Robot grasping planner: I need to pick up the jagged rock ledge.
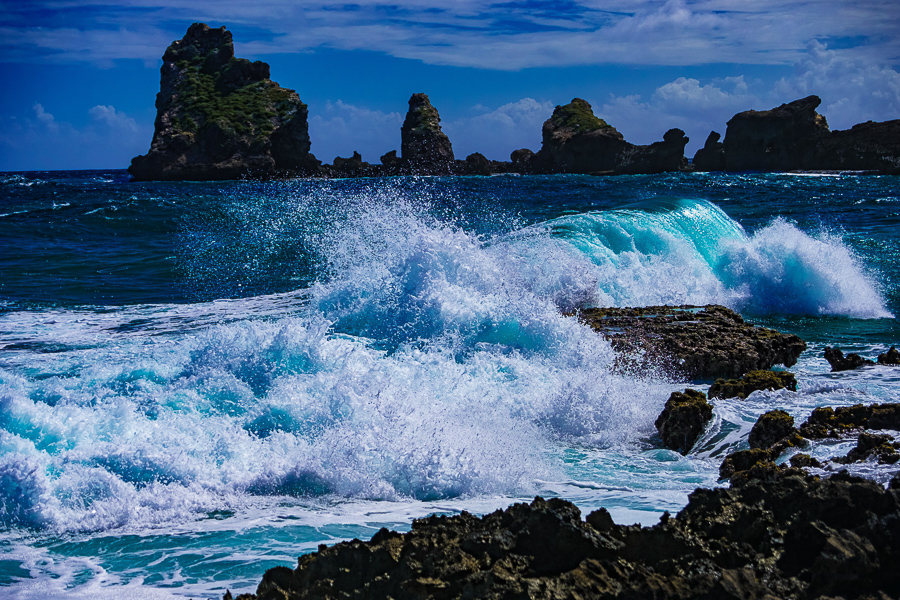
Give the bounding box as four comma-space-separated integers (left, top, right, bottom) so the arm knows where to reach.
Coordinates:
577, 304, 807, 380
227, 467, 900, 600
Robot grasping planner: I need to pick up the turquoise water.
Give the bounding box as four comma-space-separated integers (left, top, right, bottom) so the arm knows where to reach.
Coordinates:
0, 170, 898, 598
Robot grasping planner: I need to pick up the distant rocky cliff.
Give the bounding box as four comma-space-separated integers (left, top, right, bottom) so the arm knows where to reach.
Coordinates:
518, 98, 689, 175
694, 95, 900, 174
128, 23, 320, 181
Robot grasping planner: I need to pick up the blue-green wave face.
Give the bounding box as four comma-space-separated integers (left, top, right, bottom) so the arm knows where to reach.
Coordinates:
539, 197, 889, 318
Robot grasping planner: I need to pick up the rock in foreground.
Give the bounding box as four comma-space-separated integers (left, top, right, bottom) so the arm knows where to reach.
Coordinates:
129, 23, 320, 181
229, 470, 900, 600
578, 304, 807, 379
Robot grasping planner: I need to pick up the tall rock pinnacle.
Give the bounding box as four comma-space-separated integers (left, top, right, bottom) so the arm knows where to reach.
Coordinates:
128, 23, 319, 181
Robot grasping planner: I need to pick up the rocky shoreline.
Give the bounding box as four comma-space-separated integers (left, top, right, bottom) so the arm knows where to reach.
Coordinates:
227, 467, 900, 600
227, 306, 900, 599
129, 24, 900, 181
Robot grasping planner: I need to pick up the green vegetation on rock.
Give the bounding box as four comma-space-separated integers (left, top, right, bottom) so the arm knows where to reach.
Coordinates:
549, 98, 611, 133
171, 56, 299, 143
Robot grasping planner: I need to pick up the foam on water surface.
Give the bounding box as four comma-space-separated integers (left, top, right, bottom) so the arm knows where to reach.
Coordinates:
0, 172, 897, 598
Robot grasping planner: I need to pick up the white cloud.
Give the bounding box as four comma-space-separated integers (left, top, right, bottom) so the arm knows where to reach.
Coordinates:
774, 41, 900, 130
0, 104, 152, 170
307, 100, 402, 163
443, 98, 554, 159
89, 104, 140, 131
3, 1, 900, 71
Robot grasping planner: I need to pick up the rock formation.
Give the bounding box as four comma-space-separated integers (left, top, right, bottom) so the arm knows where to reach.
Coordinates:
824, 346, 875, 371
229, 469, 900, 600
400, 93, 455, 174
129, 23, 319, 181
577, 304, 807, 380
723, 95, 828, 172
708, 369, 797, 399
654, 389, 713, 454
719, 95, 900, 173
521, 99, 689, 175
691, 131, 725, 171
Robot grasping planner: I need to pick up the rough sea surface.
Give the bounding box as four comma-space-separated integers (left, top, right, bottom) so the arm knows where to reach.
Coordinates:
0, 170, 898, 598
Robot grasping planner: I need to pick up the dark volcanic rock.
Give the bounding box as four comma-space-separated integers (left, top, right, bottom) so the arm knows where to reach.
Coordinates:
748, 409, 799, 450
655, 389, 714, 454
879, 346, 900, 365
615, 128, 690, 174
837, 432, 900, 464
129, 23, 320, 181
691, 131, 726, 171
400, 93, 455, 174
824, 346, 875, 371
231, 470, 900, 600
799, 403, 900, 439
578, 304, 807, 380
722, 95, 900, 174
529, 99, 689, 175
815, 119, 900, 173
708, 369, 797, 399
723, 95, 829, 172
329, 151, 373, 177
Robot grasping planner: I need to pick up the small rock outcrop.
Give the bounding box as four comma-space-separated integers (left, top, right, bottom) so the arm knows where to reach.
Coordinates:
691, 131, 725, 171
578, 304, 807, 380
879, 346, 900, 365
798, 403, 900, 438
824, 346, 875, 371
523, 99, 688, 175
723, 95, 829, 172
400, 93, 455, 174
129, 23, 320, 181
708, 369, 797, 399
230, 470, 900, 600
654, 389, 714, 454
748, 409, 800, 450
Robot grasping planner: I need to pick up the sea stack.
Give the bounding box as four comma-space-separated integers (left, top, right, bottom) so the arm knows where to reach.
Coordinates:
128, 23, 320, 181
723, 95, 828, 171
524, 98, 689, 175
400, 93, 455, 174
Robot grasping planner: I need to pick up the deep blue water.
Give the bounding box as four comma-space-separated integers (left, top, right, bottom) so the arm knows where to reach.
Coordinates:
0, 169, 898, 599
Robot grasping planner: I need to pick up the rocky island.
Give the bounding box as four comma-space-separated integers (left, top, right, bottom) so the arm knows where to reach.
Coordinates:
130, 23, 900, 180
128, 23, 320, 181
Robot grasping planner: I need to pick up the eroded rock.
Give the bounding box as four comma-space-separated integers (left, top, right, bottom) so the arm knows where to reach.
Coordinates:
708, 369, 797, 399
654, 389, 714, 454
232, 470, 900, 600
824, 346, 875, 371
129, 23, 320, 181
578, 304, 807, 380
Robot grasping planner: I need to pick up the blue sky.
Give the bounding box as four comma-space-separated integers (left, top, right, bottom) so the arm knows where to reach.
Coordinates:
1, 0, 899, 170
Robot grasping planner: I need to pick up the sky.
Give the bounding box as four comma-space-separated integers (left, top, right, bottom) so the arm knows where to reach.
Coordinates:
1, 0, 899, 171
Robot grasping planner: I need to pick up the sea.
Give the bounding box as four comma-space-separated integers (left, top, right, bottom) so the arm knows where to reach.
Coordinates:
0, 169, 898, 598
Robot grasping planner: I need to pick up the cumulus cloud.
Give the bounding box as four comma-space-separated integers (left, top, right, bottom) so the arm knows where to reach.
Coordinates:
307, 100, 403, 163
2, 0, 899, 71
443, 98, 554, 160
775, 41, 900, 130
0, 104, 151, 170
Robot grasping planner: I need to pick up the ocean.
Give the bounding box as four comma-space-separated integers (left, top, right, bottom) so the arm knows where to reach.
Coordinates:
0, 169, 898, 599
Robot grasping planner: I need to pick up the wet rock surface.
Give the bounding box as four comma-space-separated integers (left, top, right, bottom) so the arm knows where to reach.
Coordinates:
708, 369, 797, 399
129, 23, 320, 181
824, 346, 875, 371
578, 304, 807, 380
720, 402, 900, 481
655, 389, 714, 454
229, 470, 900, 600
